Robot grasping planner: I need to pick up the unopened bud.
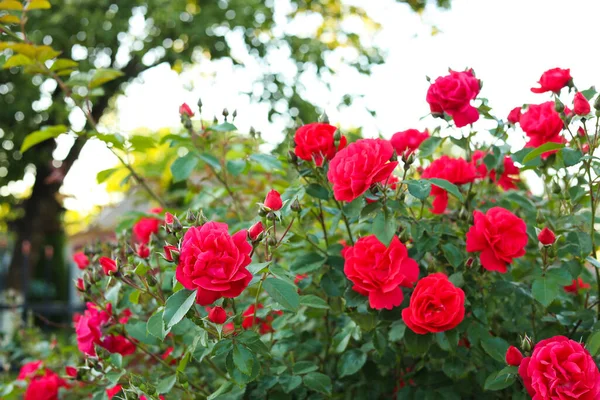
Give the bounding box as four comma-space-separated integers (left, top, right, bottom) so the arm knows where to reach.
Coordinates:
594, 95, 600, 111
172, 216, 183, 232
390, 151, 398, 162
197, 210, 208, 225
267, 211, 277, 221
520, 334, 533, 353
291, 199, 301, 212
186, 209, 196, 223
288, 150, 298, 164
222, 108, 229, 120
333, 129, 341, 141
267, 237, 277, 247
319, 111, 329, 124
177, 372, 188, 385
197, 97, 203, 111
183, 118, 192, 130
466, 258, 474, 268
258, 208, 267, 217
147, 275, 157, 287
554, 98, 564, 113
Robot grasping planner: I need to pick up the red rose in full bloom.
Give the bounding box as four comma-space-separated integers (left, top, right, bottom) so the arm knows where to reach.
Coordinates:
101, 334, 136, 356
507, 107, 522, 125
208, 306, 228, 324
466, 207, 528, 273
176, 222, 252, 305
342, 235, 419, 310
471, 151, 520, 190
75, 302, 111, 356
574, 92, 591, 116
519, 102, 566, 158
24, 370, 68, 400
72, 251, 89, 270
17, 360, 43, 380
133, 207, 163, 244
390, 129, 430, 155
242, 304, 282, 334
402, 273, 464, 334
421, 156, 477, 214
564, 277, 591, 293
505, 346, 524, 366
426, 69, 481, 127
531, 68, 571, 94
518, 336, 600, 399
294, 123, 347, 167
327, 138, 398, 202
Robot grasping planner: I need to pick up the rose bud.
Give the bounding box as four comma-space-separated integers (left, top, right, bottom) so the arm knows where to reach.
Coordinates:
248, 221, 265, 241
99, 256, 118, 275
208, 306, 228, 324
136, 243, 150, 259
507, 107, 521, 124
179, 103, 194, 117
75, 278, 86, 292
163, 245, 179, 262
582, 143, 590, 154
164, 212, 174, 225
505, 345, 523, 366
573, 92, 591, 116
65, 366, 78, 379
73, 251, 90, 270
537, 227, 556, 246
578, 126, 586, 137
263, 189, 283, 211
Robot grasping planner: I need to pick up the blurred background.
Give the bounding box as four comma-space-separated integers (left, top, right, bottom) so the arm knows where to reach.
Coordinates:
0, 0, 596, 328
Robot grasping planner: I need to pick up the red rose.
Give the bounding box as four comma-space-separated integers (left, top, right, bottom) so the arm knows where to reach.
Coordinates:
426, 69, 480, 127
519, 336, 600, 399
564, 277, 591, 293
242, 304, 281, 334
466, 207, 528, 273
507, 107, 522, 124
505, 345, 523, 366
101, 334, 136, 356
294, 273, 308, 285
24, 371, 68, 400
133, 207, 163, 244
106, 385, 122, 400
537, 227, 556, 245
263, 189, 283, 211
176, 222, 252, 305
390, 129, 430, 155
65, 366, 77, 378
294, 122, 347, 166
327, 138, 398, 202
208, 306, 228, 324
471, 151, 520, 190
519, 102, 565, 158
223, 322, 235, 335
248, 221, 265, 241
164, 212, 174, 225
18, 360, 43, 380
99, 256, 118, 276
574, 92, 591, 116
73, 251, 89, 270
75, 302, 111, 356
163, 245, 179, 262
179, 102, 194, 117
136, 243, 150, 259
583, 143, 590, 153
342, 235, 419, 310
421, 156, 477, 214
531, 68, 571, 94
75, 278, 85, 292
401, 273, 465, 334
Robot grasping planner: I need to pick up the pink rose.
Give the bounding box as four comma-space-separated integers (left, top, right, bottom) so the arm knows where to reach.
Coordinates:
426, 69, 481, 127
294, 122, 347, 166
531, 68, 571, 94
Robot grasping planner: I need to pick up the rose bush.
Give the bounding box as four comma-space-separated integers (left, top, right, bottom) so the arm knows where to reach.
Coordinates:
2, 10, 600, 399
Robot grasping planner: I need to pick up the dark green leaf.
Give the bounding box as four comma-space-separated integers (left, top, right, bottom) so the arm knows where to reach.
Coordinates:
406, 179, 431, 200
147, 309, 169, 340
419, 136, 443, 157
389, 320, 407, 342
442, 243, 465, 269
300, 295, 330, 309
303, 372, 332, 395
163, 289, 197, 329
209, 122, 237, 132
427, 178, 464, 201
250, 153, 283, 171
481, 336, 509, 363
373, 212, 396, 246
290, 252, 326, 274
125, 320, 159, 346
561, 148, 583, 167
171, 153, 198, 183
263, 277, 300, 311
337, 349, 367, 377
233, 344, 254, 376
522, 142, 565, 163
198, 153, 222, 172
157, 375, 177, 394
586, 331, 600, 356
306, 183, 330, 200
293, 361, 319, 375
226, 159, 247, 176
484, 366, 518, 391
532, 276, 559, 307
343, 197, 364, 218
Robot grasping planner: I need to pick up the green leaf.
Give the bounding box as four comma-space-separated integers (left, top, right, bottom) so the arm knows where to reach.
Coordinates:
427, 178, 464, 201
522, 142, 565, 163
435, 329, 459, 352
481, 336, 509, 363
293, 361, 319, 375
247, 262, 271, 275
25, 0, 51, 10
442, 243, 465, 269
419, 136, 443, 157
147, 309, 169, 340
484, 366, 518, 391
343, 197, 364, 218
263, 277, 300, 311
89, 68, 124, 89
157, 375, 177, 394
290, 252, 326, 274
306, 183, 330, 200
209, 122, 237, 132
105, 370, 125, 385
50, 58, 78, 71
373, 211, 396, 246
125, 320, 159, 345
171, 153, 198, 182
561, 148, 583, 167
20, 125, 68, 152
233, 344, 254, 376
3, 54, 33, 69
337, 349, 367, 377
448, 272, 464, 287
300, 295, 330, 309
303, 372, 332, 395
199, 153, 222, 172
404, 329, 431, 355
163, 289, 197, 329
208, 382, 234, 400
586, 256, 600, 269
405, 179, 431, 200
389, 320, 407, 342
279, 375, 303, 393
532, 276, 560, 307
250, 153, 283, 171
565, 231, 593, 258
586, 331, 600, 356
226, 159, 247, 176
96, 168, 118, 184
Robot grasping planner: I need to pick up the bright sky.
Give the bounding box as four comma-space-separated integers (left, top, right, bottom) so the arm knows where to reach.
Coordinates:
60, 0, 600, 212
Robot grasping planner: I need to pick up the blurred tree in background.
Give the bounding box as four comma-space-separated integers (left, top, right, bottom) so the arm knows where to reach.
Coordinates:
0, 0, 449, 294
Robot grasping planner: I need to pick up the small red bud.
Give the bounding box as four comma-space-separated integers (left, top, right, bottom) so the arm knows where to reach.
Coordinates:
164, 212, 174, 225
75, 278, 86, 292
99, 256, 118, 275
208, 306, 227, 324
573, 92, 591, 116
65, 366, 78, 378
578, 126, 586, 137
248, 221, 265, 241
507, 107, 521, 125
163, 245, 179, 262
179, 103, 194, 117
537, 227, 556, 246
505, 346, 523, 366
136, 243, 150, 259
582, 143, 590, 154
263, 190, 283, 211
